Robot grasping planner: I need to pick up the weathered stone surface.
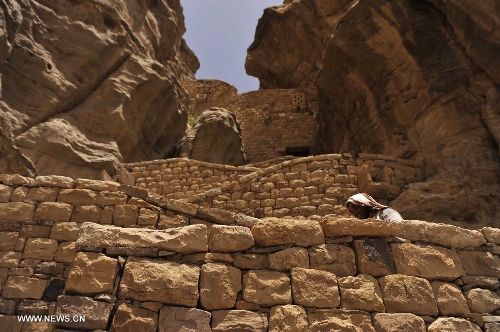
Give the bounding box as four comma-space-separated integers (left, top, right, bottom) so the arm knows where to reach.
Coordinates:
0, 202, 34, 221
138, 208, 159, 226
158, 213, 189, 229
0, 232, 17, 251
50, 222, 80, 242
54, 241, 76, 263
34, 202, 73, 222
252, 218, 324, 247
54, 295, 113, 330
77, 222, 208, 254
182, 253, 233, 264
34, 175, 75, 188
27, 187, 59, 202
291, 267, 339, 308
0, 251, 21, 268
483, 227, 500, 244
158, 306, 211, 332
200, 263, 241, 310
198, 206, 236, 226
113, 204, 139, 226
208, 225, 254, 253
20, 224, 51, 238
320, 218, 485, 249
0, 185, 12, 203
268, 247, 309, 272
66, 252, 119, 296
23, 238, 58, 260
76, 179, 120, 191
308, 244, 356, 276
462, 276, 500, 290
232, 254, 268, 270
34, 261, 64, 276
459, 251, 500, 278
17, 299, 49, 315
119, 256, 200, 307
212, 310, 268, 332
0, 299, 16, 315
0, 314, 23, 332
243, 270, 292, 307
308, 310, 375, 332
392, 243, 465, 280
339, 274, 384, 312
177, 108, 247, 166
432, 281, 470, 316
57, 189, 97, 205
428, 317, 482, 332
166, 200, 199, 217
96, 190, 128, 206
2, 276, 47, 299
373, 313, 426, 332
268, 305, 308, 332
466, 288, 500, 313
110, 303, 158, 332
70, 205, 101, 223
379, 274, 438, 316
353, 239, 397, 276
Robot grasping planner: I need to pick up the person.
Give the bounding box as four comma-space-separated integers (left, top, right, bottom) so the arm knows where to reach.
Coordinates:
346, 193, 403, 222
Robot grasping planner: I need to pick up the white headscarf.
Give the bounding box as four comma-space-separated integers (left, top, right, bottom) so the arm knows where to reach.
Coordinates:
346, 193, 387, 209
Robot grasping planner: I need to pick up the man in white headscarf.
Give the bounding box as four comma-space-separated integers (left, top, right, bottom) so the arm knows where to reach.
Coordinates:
346, 193, 403, 222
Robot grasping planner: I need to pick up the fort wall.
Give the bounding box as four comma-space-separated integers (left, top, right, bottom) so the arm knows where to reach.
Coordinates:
0, 174, 498, 331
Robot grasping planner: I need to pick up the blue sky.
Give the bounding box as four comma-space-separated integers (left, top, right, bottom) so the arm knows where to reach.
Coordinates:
181, 0, 283, 93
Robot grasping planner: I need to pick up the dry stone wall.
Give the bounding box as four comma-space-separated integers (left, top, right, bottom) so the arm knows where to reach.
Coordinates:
184, 79, 238, 115
0, 173, 500, 331
124, 153, 425, 218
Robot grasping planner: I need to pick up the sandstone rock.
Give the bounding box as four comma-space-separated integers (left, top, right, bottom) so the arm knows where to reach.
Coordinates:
113, 204, 139, 226
119, 256, 200, 307
0, 315, 22, 332
2, 276, 47, 299
158, 306, 211, 332
138, 208, 159, 226
392, 243, 465, 280
0, 184, 12, 202
462, 276, 500, 290
232, 254, 268, 270
65, 252, 119, 296
0, 202, 34, 221
379, 274, 438, 316
70, 205, 101, 223
27, 187, 59, 202
34, 175, 75, 188
77, 222, 208, 254
50, 222, 80, 242
212, 310, 268, 332
243, 270, 292, 307
373, 313, 426, 332
0, 251, 21, 268
458, 251, 500, 278
466, 288, 500, 313
57, 189, 97, 205
431, 281, 470, 316
110, 303, 158, 332
208, 225, 255, 253
200, 263, 241, 310
158, 214, 189, 229
0, 231, 17, 251
252, 218, 324, 247
428, 317, 482, 332
182, 253, 233, 264
34, 202, 73, 222
54, 242, 76, 263
54, 295, 113, 330
308, 244, 356, 276
20, 225, 51, 238
353, 239, 397, 276
23, 238, 58, 260
17, 299, 49, 315
268, 305, 308, 332
197, 206, 235, 225
268, 247, 309, 271
339, 274, 384, 312
291, 267, 340, 308
96, 191, 128, 206
308, 309, 375, 332
177, 108, 247, 166
483, 227, 500, 244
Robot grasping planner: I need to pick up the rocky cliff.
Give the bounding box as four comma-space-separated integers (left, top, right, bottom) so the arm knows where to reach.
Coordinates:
0, 0, 198, 179
247, 0, 500, 228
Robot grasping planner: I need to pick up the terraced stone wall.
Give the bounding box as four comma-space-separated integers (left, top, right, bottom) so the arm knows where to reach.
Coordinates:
0, 172, 499, 331
124, 153, 425, 218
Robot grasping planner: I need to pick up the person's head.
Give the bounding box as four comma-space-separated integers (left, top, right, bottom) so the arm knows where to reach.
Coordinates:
345, 193, 387, 219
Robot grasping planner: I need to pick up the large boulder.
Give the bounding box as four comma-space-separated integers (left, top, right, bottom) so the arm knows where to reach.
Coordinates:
0, 0, 199, 179
177, 108, 247, 166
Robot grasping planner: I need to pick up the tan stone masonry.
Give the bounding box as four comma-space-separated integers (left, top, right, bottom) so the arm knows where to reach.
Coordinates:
0, 174, 499, 331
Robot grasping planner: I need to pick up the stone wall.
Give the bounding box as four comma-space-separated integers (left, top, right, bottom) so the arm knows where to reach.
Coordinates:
124, 153, 425, 218
184, 79, 238, 115
1, 174, 500, 331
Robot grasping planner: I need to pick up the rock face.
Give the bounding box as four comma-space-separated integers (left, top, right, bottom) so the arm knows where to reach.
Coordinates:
176, 108, 247, 166
249, 0, 500, 227
0, 0, 198, 179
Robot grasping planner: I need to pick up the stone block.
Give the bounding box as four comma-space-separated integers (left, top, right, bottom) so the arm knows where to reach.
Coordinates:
66, 252, 119, 296
243, 270, 292, 307
77, 223, 208, 254
373, 313, 426, 332
76, 179, 120, 191
50, 222, 81, 242
308, 309, 374, 332
379, 274, 438, 316
100, 206, 114, 224
158, 306, 211, 332
339, 274, 384, 312
110, 303, 158, 332
17, 299, 49, 315
427, 317, 482, 332
465, 288, 500, 313
53, 295, 113, 330
58, 188, 97, 205
462, 276, 500, 290
119, 256, 200, 306
268, 247, 309, 271
0, 298, 16, 315
158, 214, 189, 229
232, 254, 268, 270
212, 310, 268, 332
27, 187, 59, 202
0, 185, 12, 202
0, 314, 22, 332
182, 253, 233, 264
269, 305, 308, 332
309, 244, 356, 276
353, 239, 397, 276
0, 202, 34, 221
432, 281, 470, 315
291, 267, 339, 308
23, 238, 58, 260
113, 205, 139, 226
166, 199, 199, 217
392, 243, 465, 280
208, 225, 254, 253
252, 218, 324, 247
197, 206, 235, 225
2, 276, 48, 299
34, 202, 73, 222
200, 263, 241, 310
96, 191, 128, 206
34, 261, 64, 276
0, 232, 18, 251
483, 227, 500, 244
19, 225, 51, 238
70, 205, 101, 223
138, 208, 159, 226
54, 241, 76, 263
458, 251, 500, 278
10, 187, 29, 202
35, 175, 75, 188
